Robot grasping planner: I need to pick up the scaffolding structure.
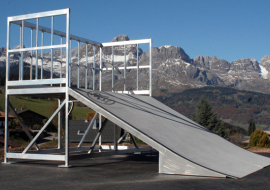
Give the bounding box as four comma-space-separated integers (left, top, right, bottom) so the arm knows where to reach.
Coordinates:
4, 8, 152, 167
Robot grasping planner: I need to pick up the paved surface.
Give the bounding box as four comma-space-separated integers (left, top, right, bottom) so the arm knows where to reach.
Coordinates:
69, 88, 270, 178
1, 152, 270, 190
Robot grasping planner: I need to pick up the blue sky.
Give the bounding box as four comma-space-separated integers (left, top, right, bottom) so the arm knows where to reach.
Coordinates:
1, 0, 270, 62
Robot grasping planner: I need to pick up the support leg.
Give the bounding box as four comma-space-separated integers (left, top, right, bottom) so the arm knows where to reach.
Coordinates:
114, 124, 118, 151
130, 134, 139, 149
78, 112, 98, 147
58, 99, 62, 149
117, 131, 128, 144
3, 94, 9, 163
65, 97, 70, 167
99, 113, 102, 152
88, 119, 108, 154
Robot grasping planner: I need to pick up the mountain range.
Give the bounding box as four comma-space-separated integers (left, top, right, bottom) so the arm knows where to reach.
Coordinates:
1, 34, 270, 95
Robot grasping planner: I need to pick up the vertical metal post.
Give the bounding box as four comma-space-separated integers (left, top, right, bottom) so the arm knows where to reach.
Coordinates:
21, 20, 24, 80
93, 46, 95, 90
60, 37, 63, 87
69, 39, 71, 87
20, 21, 25, 80
137, 44, 139, 91
112, 46, 114, 91
19, 24, 21, 80
64, 9, 70, 167
99, 47, 102, 150
149, 39, 152, 97
77, 41, 80, 88
99, 114, 102, 151
51, 16, 54, 83
85, 44, 88, 89
41, 31, 44, 79
99, 47, 102, 91
4, 20, 11, 163
114, 124, 118, 151
30, 29, 33, 80
58, 99, 62, 149
124, 45, 126, 91
35, 18, 39, 80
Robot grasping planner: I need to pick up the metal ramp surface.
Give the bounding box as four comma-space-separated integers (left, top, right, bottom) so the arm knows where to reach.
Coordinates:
69, 88, 270, 178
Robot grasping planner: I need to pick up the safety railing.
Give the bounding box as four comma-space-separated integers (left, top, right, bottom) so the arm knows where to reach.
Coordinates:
101, 39, 152, 96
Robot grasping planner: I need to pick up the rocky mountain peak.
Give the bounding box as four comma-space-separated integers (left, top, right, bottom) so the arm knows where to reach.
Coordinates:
260, 56, 270, 64
212, 55, 218, 60
156, 45, 192, 63
112, 35, 130, 42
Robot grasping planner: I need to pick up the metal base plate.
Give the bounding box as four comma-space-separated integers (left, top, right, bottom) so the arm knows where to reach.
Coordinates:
58, 165, 73, 168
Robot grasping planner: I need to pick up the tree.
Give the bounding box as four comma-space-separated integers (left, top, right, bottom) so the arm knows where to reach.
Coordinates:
85, 110, 104, 120
249, 129, 270, 147
257, 133, 270, 148
191, 97, 227, 138
85, 111, 96, 120
248, 121, 256, 136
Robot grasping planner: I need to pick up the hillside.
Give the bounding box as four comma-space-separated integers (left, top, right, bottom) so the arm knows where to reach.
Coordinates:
0, 89, 91, 123
155, 86, 270, 130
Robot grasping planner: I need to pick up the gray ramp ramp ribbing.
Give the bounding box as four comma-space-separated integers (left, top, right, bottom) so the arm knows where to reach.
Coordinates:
69, 88, 270, 178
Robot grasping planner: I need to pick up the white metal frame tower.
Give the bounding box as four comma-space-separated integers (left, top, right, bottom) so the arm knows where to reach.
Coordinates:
4, 8, 152, 167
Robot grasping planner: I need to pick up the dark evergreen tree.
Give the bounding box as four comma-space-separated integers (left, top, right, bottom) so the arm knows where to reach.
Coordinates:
191, 97, 227, 138
248, 121, 256, 136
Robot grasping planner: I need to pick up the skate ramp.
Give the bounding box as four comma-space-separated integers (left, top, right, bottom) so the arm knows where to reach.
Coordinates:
69, 88, 270, 178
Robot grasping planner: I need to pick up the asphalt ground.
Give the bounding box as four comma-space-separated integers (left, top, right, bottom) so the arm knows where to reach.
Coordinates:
1, 152, 270, 190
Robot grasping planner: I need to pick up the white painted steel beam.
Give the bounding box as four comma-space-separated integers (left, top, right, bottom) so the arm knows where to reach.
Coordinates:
7, 87, 66, 95
8, 9, 69, 21
149, 39, 152, 96
70, 147, 152, 160
78, 112, 98, 147
64, 9, 70, 167
6, 153, 65, 161
4, 17, 11, 164
93, 46, 96, 90
129, 134, 139, 149
8, 44, 66, 53
102, 39, 151, 46
85, 44, 88, 89
35, 18, 39, 80
41, 31, 44, 79
25, 145, 146, 155
58, 99, 62, 149
114, 124, 118, 150
88, 119, 108, 154
7, 78, 66, 86
11, 20, 102, 46
114, 90, 150, 95
102, 65, 150, 71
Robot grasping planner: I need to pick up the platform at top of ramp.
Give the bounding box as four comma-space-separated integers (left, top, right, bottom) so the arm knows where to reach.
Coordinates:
69, 88, 270, 178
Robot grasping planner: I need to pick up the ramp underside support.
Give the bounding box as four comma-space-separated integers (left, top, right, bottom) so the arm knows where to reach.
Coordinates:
159, 149, 226, 178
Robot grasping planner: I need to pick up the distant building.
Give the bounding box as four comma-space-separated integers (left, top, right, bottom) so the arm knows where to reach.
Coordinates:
0, 111, 15, 136
15, 109, 47, 129
69, 120, 123, 143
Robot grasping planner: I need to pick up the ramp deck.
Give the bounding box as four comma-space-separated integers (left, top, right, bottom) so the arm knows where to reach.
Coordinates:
69, 88, 270, 178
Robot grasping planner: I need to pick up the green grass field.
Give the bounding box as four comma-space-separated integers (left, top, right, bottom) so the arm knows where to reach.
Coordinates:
0, 90, 91, 120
